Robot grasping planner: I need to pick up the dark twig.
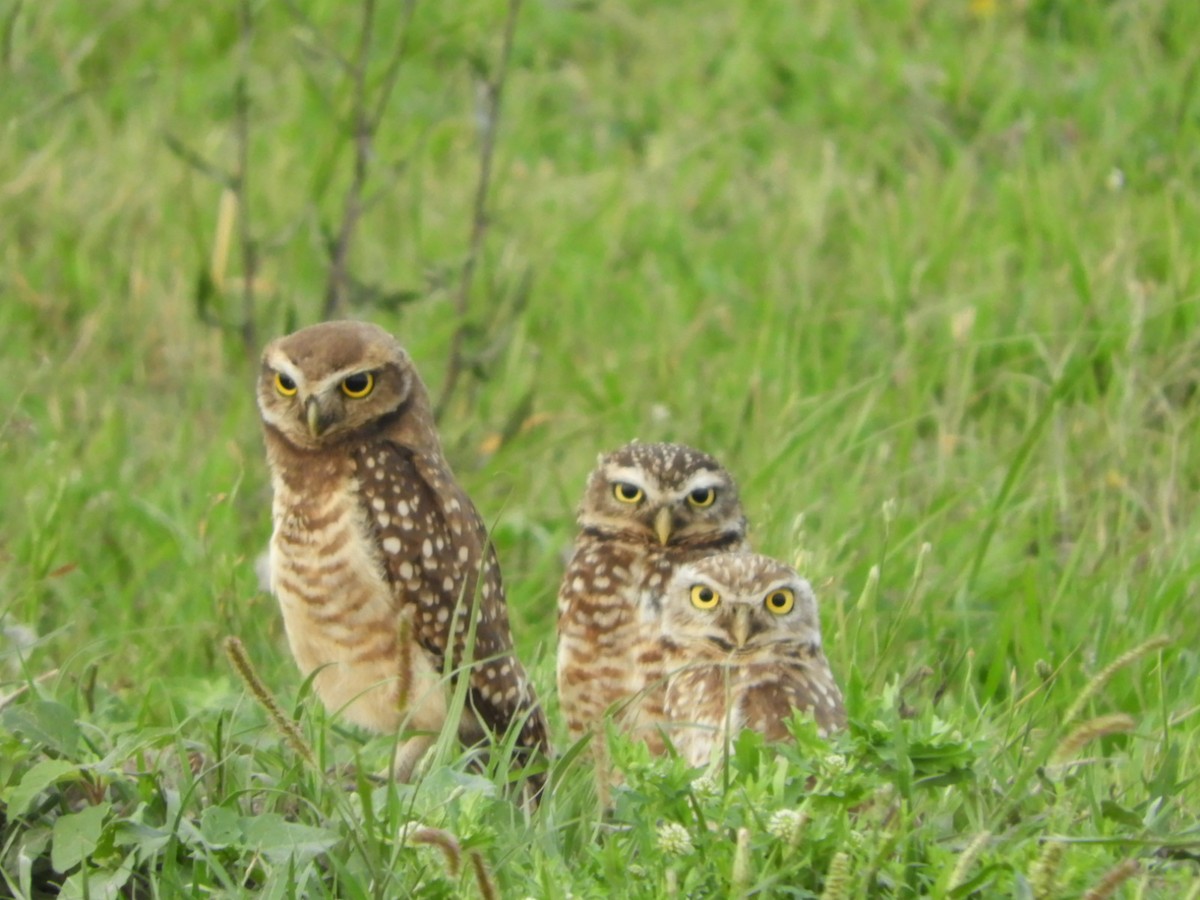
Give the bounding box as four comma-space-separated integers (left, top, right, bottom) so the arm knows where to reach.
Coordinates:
322, 0, 376, 319
161, 133, 235, 190
234, 0, 258, 353
322, 0, 418, 319
434, 0, 523, 421
281, 0, 354, 74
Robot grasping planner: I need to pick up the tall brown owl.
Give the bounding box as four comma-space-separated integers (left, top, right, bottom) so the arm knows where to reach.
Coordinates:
256, 320, 549, 782
660, 552, 846, 767
556, 442, 749, 756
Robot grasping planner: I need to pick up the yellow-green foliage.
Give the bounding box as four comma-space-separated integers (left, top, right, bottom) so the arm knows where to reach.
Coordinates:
2, 1, 1198, 895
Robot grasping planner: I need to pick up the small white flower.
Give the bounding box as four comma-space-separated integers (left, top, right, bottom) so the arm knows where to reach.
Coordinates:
691, 770, 720, 799
655, 821, 694, 856
822, 753, 848, 774
766, 809, 808, 845
1106, 168, 1125, 192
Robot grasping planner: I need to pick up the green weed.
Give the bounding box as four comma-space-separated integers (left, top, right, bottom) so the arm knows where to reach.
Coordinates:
2, 0, 1198, 895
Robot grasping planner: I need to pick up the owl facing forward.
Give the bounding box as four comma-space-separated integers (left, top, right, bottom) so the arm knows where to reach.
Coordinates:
661, 553, 846, 767
256, 320, 549, 780
556, 442, 749, 755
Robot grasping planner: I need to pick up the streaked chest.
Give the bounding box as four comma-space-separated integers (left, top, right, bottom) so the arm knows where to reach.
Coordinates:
267, 465, 395, 665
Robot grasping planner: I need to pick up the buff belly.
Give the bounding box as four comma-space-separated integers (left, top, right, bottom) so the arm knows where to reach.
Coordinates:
268, 485, 448, 736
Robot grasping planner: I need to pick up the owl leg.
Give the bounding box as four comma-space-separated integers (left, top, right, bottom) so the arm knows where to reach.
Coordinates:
391, 734, 436, 782
384, 608, 448, 781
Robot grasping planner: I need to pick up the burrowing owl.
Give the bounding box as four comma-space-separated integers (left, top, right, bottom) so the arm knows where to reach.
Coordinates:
256, 320, 549, 781
556, 442, 749, 755
660, 552, 846, 767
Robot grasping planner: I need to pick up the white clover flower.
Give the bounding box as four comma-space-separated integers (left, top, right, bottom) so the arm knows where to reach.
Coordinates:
766, 809, 808, 845
822, 753, 848, 774
655, 821, 694, 856
691, 770, 720, 799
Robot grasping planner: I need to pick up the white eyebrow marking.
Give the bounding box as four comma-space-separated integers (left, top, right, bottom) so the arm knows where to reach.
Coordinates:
678, 471, 724, 493
264, 351, 305, 387
605, 465, 650, 486
308, 365, 376, 395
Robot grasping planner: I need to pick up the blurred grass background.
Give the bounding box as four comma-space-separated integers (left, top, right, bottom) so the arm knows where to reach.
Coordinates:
3, 0, 1199, 895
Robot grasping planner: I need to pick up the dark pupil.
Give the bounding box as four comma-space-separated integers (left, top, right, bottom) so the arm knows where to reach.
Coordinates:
699, 588, 714, 602
618, 484, 638, 498
769, 593, 784, 607
345, 374, 369, 392
278, 374, 296, 390
692, 488, 713, 503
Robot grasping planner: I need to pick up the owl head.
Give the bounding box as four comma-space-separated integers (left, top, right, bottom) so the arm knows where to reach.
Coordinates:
577, 442, 747, 547
257, 320, 428, 451
662, 553, 822, 656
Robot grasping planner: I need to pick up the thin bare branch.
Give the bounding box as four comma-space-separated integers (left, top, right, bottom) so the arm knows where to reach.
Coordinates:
368, 0, 417, 133
435, 0, 523, 421
161, 132, 236, 190
322, 0, 418, 319
321, 0, 375, 318
235, 0, 258, 353
281, 0, 354, 75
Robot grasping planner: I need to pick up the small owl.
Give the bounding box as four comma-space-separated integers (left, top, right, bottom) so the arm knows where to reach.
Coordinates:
661, 553, 846, 767
256, 320, 549, 781
556, 442, 749, 755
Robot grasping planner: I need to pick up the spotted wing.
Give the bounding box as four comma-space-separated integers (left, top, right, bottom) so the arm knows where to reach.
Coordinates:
356, 441, 550, 755
740, 653, 847, 741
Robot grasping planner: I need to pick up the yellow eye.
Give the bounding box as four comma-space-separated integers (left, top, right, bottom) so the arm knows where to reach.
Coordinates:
341, 372, 374, 398
687, 487, 716, 508
690, 584, 720, 609
613, 482, 644, 504
764, 588, 795, 615
275, 373, 298, 396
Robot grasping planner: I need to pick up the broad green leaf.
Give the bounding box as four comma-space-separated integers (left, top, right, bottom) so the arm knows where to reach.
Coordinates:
18, 825, 53, 899
200, 804, 242, 849
6, 758, 80, 816
1100, 799, 1143, 828
51, 803, 111, 873
239, 813, 340, 863
57, 852, 135, 900
112, 819, 173, 857
2, 702, 81, 757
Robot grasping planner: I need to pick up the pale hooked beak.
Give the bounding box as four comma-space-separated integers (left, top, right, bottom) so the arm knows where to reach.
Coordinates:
654, 507, 673, 546
305, 397, 324, 438
732, 605, 751, 649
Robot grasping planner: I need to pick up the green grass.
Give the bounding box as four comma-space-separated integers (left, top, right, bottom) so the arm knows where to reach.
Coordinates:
3, 0, 1200, 895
